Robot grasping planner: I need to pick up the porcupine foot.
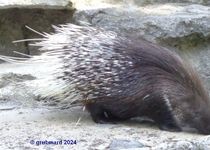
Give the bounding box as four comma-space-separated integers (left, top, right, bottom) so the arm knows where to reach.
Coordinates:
153, 107, 182, 132
159, 124, 181, 132
86, 103, 118, 124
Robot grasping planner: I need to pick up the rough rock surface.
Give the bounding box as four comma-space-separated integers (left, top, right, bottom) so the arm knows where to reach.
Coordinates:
0, 0, 75, 56
1, 0, 210, 150
74, 3, 210, 45
0, 0, 72, 8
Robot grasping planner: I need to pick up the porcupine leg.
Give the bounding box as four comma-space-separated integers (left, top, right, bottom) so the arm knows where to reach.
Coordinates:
147, 94, 182, 132
153, 105, 182, 132
86, 103, 117, 124
156, 114, 182, 132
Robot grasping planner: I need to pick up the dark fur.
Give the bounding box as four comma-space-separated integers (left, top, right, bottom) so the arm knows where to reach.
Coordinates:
83, 37, 210, 134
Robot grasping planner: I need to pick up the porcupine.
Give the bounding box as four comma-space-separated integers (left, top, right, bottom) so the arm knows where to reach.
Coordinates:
1, 23, 210, 134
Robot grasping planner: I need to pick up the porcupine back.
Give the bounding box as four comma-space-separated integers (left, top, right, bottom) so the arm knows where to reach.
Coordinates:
0, 24, 136, 108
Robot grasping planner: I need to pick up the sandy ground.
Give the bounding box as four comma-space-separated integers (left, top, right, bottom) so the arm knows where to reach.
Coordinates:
0, 105, 206, 150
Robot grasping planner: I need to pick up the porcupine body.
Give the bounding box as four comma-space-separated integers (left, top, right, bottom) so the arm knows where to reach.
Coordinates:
1, 24, 210, 134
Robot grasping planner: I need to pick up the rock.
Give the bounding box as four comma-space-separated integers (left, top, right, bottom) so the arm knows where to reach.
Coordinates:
128, 0, 210, 6
0, 72, 38, 109
171, 141, 195, 150
74, 4, 210, 45
89, 139, 108, 150
109, 139, 146, 150
153, 140, 209, 150
194, 136, 210, 150
0, 0, 75, 56
71, 0, 210, 8
0, 73, 36, 85
0, 0, 73, 8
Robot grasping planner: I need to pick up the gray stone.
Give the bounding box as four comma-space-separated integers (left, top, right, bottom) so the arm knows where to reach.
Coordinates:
172, 141, 195, 150
130, 0, 210, 5
194, 136, 210, 150
71, 0, 210, 7
0, 0, 75, 57
0, 0, 73, 9
74, 4, 210, 45
0, 73, 35, 88
109, 139, 145, 150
